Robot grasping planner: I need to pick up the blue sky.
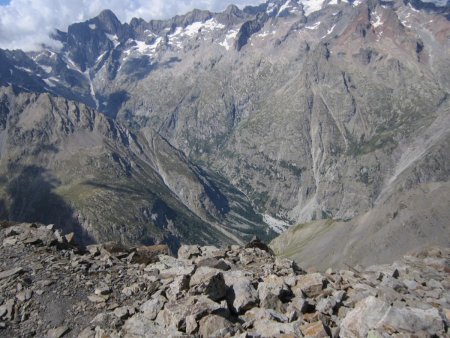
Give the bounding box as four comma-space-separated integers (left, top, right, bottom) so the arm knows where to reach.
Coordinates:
0, 0, 10, 5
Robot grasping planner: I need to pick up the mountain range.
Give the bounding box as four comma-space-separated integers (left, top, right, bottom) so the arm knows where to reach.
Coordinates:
0, 0, 449, 265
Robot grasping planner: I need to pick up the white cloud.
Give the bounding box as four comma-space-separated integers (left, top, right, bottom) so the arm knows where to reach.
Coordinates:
0, 0, 265, 51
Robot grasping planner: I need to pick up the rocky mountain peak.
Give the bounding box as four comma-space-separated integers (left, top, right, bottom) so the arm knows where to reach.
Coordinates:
92, 9, 122, 30
224, 4, 242, 15
89, 9, 123, 35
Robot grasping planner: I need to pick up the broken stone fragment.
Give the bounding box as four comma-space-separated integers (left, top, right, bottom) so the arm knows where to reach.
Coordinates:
47, 326, 70, 338
316, 297, 337, 316
198, 314, 235, 337
94, 284, 112, 296
88, 294, 110, 303
77, 327, 96, 338
122, 283, 144, 297
200, 246, 224, 259
0, 222, 448, 338
178, 245, 201, 260
292, 273, 325, 298
16, 289, 33, 302
252, 319, 300, 336
196, 257, 231, 271
225, 276, 259, 314
245, 236, 274, 255
287, 296, 314, 315
166, 275, 190, 300
242, 307, 289, 323
300, 320, 329, 338
114, 306, 135, 320
189, 267, 226, 301
340, 296, 445, 337
185, 315, 198, 334
123, 313, 180, 337
258, 274, 292, 310
130, 244, 169, 264
140, 295, 167, 320
3, 237, 19, 246
64, 232, 75, 245
159, 265, 195, 279
0, 267, 23, 280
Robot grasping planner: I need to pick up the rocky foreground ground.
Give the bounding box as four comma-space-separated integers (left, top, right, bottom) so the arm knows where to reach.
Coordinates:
0, 222, 449, 338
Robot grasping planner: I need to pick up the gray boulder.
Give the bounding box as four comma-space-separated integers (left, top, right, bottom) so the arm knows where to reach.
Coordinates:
340, 296, 445, 337
189, 267, 227, 301
198, 314, 236, 338
226, 276, 258, 314
140, 295, 167, 320
178, 245, 201, 260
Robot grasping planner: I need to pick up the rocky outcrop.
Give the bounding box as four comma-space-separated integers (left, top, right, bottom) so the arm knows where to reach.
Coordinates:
0, 222, 448, 337
234, 12, 268, 51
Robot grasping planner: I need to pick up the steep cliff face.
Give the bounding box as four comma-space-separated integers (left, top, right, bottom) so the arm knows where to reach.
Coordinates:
0, 87, 274, 249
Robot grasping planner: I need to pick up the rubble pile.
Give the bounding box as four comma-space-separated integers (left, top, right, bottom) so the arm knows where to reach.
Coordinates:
0, 222, 448, 337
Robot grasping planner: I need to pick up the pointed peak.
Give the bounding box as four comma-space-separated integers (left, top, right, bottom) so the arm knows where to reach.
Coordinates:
91, 9, 122, 34
225, 4, 241, 14
96, 9, 120, 23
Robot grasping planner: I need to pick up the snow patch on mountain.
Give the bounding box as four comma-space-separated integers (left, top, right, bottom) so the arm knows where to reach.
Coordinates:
278, 0, 292, 15
106, 34, 120, 48
122, 36, 163, 59
40, 65, 52, 73
219, 29, 239, 50
371, 12, 383, 28
306, 21, 321, 29
301, 0, 326, 16
166, 19, 226, 49
43, 77, 60, 88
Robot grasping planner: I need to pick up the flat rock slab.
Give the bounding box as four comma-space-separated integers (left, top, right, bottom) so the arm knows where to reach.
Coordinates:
293, 273, 325, 298
340, 296, 444, 337
300, 321, 329, 338
0, 267, 23, 280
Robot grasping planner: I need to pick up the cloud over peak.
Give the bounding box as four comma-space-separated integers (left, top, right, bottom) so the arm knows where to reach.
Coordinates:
0, 0, 264, 51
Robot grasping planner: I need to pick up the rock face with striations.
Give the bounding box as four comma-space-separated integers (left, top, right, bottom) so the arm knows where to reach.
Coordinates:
0, 222, 448, 337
